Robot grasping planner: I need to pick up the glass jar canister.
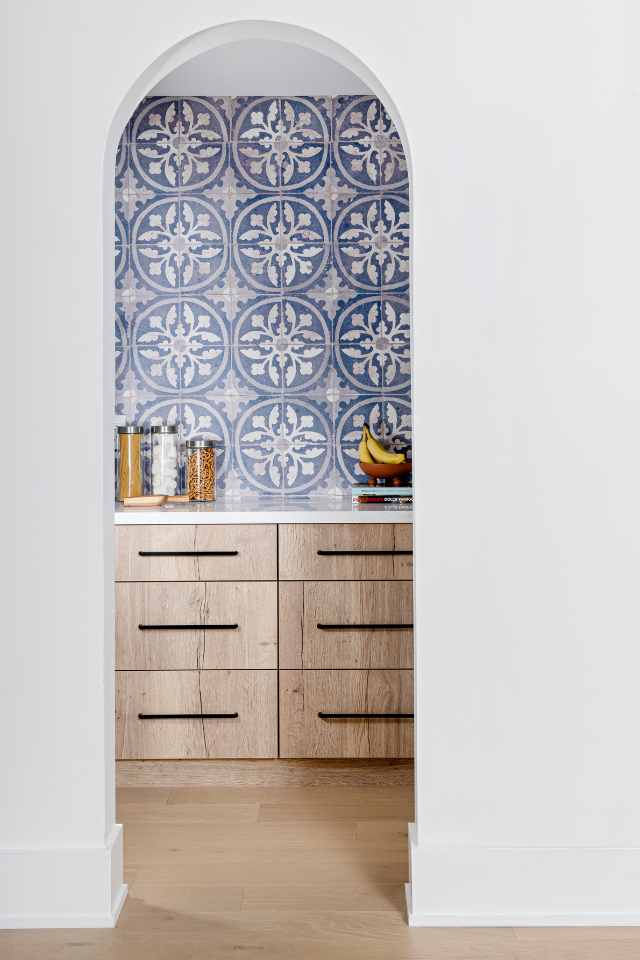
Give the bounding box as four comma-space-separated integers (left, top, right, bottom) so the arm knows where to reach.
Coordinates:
151, 424, 179, 495
118, 425, 143, 500
186, 439, 215, 501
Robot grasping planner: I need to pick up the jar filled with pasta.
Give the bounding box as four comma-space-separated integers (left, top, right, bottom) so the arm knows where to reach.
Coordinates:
151, 424, 179, 495
117, 425, 143, 500
186, 439, 215, 501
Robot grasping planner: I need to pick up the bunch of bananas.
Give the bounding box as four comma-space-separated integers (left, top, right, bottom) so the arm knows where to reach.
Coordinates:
358, 424, 407, 465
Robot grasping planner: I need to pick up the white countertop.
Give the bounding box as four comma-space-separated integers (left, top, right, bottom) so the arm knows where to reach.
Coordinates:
114, 496, 412, 525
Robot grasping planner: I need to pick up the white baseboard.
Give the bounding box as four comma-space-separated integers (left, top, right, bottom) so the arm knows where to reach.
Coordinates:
407, 824, 640, 927
2, 883, 128, 929
0, 824, 127, 929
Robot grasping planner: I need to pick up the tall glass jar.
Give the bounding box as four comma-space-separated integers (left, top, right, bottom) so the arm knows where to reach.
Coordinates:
186, 439, 215, 502
151, 424, 179, 495
117, 425, 143, 500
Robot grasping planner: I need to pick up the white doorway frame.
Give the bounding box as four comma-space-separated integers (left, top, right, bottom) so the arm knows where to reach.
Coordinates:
102, 18, 418, 924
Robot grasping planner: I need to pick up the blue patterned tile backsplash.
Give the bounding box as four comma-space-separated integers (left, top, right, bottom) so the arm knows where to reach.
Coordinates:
115, 95, 411, 498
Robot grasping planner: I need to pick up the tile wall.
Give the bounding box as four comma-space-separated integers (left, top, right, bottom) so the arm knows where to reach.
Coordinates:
115, 95, 411, 497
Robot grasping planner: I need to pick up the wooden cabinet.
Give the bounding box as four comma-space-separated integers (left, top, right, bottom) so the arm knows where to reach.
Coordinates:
279, 669, 414, 759
116, 524, 277, 581
278, 523, 412, 581
115, 520, 413, 761
116, 581, 277, 670
116, 670, 278, 759
277, 522, 413, 759
279, 580, 413, 669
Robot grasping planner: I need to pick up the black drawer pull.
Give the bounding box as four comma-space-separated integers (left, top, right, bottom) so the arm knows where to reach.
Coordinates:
318, 711, 413, 720
316, 549, 412, 557
138, 550, 238, 557
138, 623, 239, 631
317, 623, 412, 631
138, 712, 239, 720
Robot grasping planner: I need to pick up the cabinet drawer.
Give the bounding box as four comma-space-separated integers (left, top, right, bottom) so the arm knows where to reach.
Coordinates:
278, 524, 412, 581
116, 670, 277, 759
115, 525, 277, 582
279, 670, 413, 759
280, 581, 413, 669
116, 581, 277, 670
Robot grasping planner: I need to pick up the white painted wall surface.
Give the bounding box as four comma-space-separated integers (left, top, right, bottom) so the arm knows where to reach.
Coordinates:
3, 0, 639, 928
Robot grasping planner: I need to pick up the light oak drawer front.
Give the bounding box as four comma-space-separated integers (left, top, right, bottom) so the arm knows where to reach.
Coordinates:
279, 670, 413, 759
278, 524, 412, 581
116, 670, 277, 759
116, 525, 277, 582
116, 581, 277, 670
280, 581, 413, 669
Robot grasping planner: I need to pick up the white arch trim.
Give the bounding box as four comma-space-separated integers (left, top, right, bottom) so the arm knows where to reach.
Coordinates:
100, 17, 416, 930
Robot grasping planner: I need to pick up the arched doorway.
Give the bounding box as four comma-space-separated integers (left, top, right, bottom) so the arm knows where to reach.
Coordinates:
104, 18, 416, 925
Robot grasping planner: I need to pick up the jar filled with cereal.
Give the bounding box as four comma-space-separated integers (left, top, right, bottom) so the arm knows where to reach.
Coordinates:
186, 438, 215, 501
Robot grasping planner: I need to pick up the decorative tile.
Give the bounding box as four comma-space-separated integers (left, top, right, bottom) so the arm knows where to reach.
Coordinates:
232, 197, 329, 293
215, 448, 265, 499
333, 95, 408, 191
114, 235, 126, 282
130, 97, 228, 191
132, 297, 230, 394
116, 162, 155, 225
232, 96, 330, 192
303, 153, 357, 221
234, 296, 330, 393
235, 398, 331, 494
378, 195, 410, 289
204, 369, 259, 423
115, 265, 155, 325
232, 197, 283, 291
115, 307, 129, 380
116, 94, 412, 496
178, 97, 229, 186
115, 210, 127, 250
335, 295, 411, 392
132, 197, 228, 292
279, 197, 329, 289
334, 195, 409, 291
203, 151, 257, 221
115, 367, 158, 424
306, 264, 357, 323
115, 132, 127, 179
307, 367, 359, 425
277, 97, 330, 191
203, 265, 259, 323
232, 97, 283, 190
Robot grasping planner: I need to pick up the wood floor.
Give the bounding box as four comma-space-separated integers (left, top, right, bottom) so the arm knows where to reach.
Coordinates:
3, 778, 640, 959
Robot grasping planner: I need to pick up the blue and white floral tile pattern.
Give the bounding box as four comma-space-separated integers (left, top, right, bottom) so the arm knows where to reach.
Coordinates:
116, 94, 411, 496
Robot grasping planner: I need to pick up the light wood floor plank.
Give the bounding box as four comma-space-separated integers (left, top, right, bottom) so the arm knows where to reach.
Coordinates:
258, 799, 413, 822
118, 801, 260, 823
165, 784, 414, 805
3, 776, 638, 960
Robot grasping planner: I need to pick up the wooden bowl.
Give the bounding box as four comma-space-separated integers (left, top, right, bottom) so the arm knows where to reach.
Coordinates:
359, 460, 412, 486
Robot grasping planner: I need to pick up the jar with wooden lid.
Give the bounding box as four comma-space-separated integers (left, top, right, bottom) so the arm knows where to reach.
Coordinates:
186, 438, 215, 502
151, 424, 179, 495
117, 425, 143, 500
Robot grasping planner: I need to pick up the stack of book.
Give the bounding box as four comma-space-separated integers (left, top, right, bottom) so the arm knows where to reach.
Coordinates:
352, 485, 413, 506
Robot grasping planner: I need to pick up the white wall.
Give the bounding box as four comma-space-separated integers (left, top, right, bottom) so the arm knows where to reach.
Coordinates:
3, 0, 639, 928
152, 39, 371, 95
